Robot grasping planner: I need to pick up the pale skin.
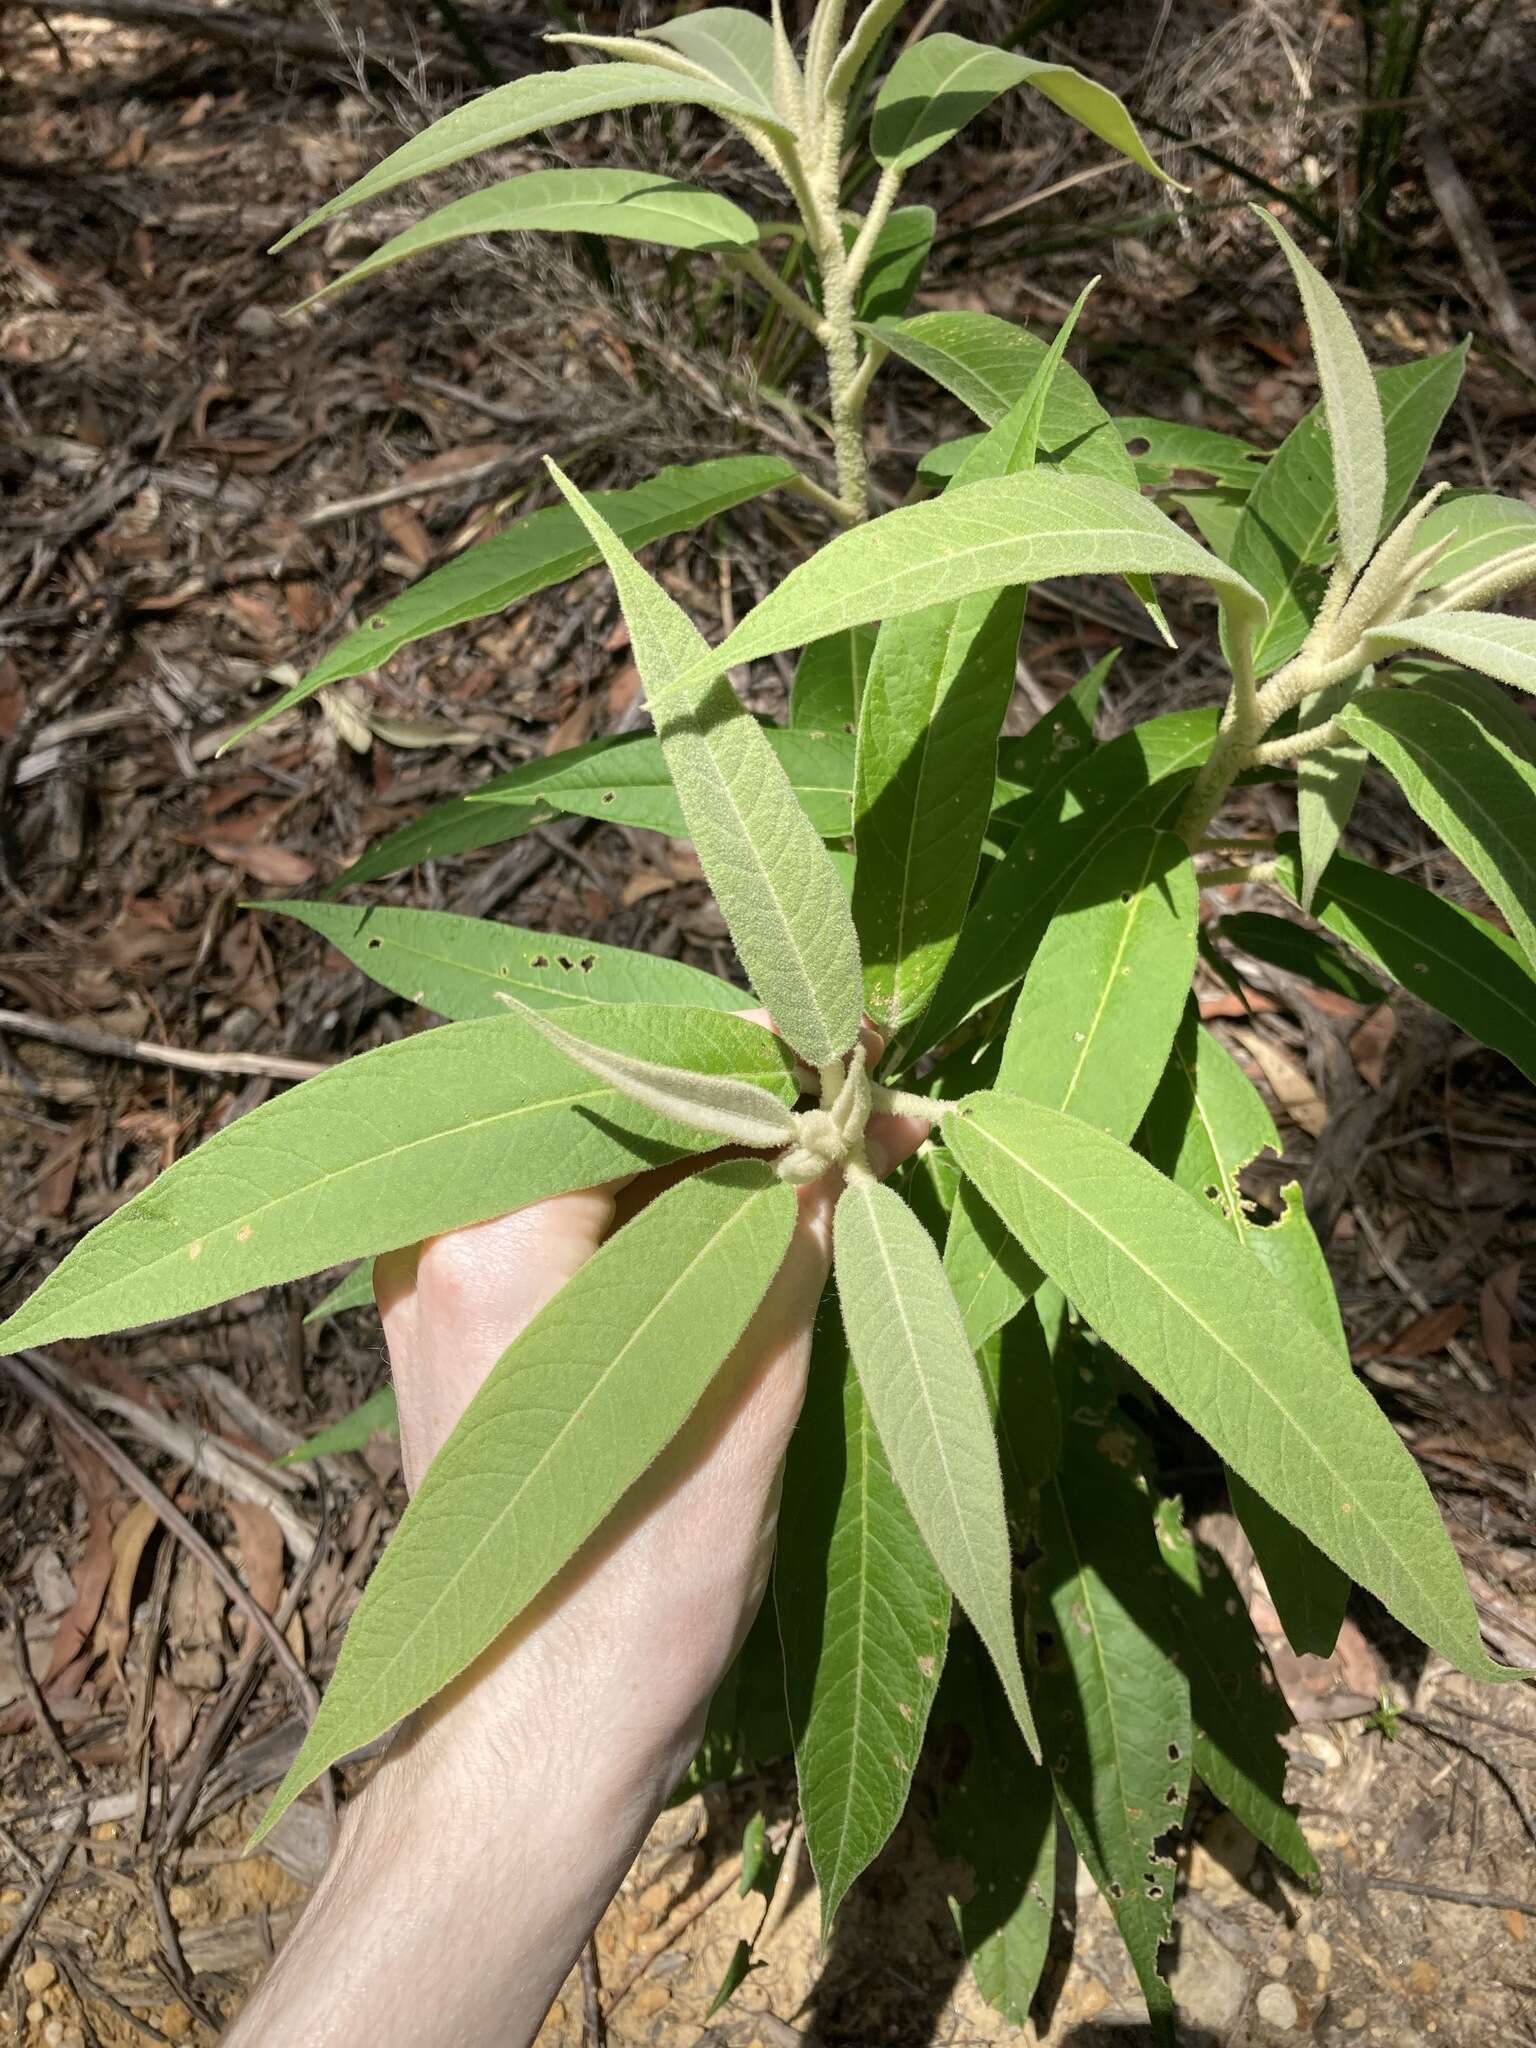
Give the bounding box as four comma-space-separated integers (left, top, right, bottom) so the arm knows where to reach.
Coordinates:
227, 1023, 924, 2048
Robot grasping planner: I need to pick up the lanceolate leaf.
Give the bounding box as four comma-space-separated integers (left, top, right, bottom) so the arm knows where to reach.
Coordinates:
1340, 690, 1536, 965
934, 1629, 1057, 2029
334, 722, 856, 892
272, 66, 790, 250
277, 1387, 398, 1465
257, 1158, 797, 1839
0, 1008, 796, 1352
1025, 1341, 1191, 2045
262, 901, 743, 1019
675, 475, 1263, 692
1365, 609, 1536, 697
790, 626, 876, 730
1400, 662, 1536, 771
854, 586, 1024, 1036
917, 707, 1218, 1055
547, 464, 862, 1064
989, 649, 1112, 844
303, 170, 759, 308
303, 1260, 377, 1325
1295, 672, 1368, 911
1270, 843, 1536, 1084
508, 1000, 797, 1148
1215, 910, 1386, 1005
948, 1092, 1511, 1680
1230, 349, 1466, 676
1153, 1496, 1318, 1884
851, 205, 936, 323
229, 455, 793, 748
997, 827, 1198, 1133
1255, 210, 1385, 575
1407, 491, 1536, 593
1117, 417, 1267, 490
778, 1296, 950, 1934
1138, 1012, 1350, 1657
870, 32, 1174, 183
942, 827, 1198, 1351
833, 1180, 1039, 1757
637, 8, 778, 114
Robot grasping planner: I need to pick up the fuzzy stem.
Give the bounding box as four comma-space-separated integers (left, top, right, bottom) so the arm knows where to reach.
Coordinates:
1247, 715, 1353, 765
845, 163, 904, 288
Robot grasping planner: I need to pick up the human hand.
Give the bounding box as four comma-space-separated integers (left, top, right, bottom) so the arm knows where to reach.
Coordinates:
229, 1020, 926, 2048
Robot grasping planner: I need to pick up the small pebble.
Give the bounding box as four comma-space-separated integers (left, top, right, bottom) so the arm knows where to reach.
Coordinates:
1341, 2010, 1367, 2032
1257, 1982, 1299, 2030
159, 2000, 195, 2041
22, 1959, 57, 1995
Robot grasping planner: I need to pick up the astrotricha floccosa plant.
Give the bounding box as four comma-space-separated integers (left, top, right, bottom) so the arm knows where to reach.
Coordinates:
6, 5, 1535, 2034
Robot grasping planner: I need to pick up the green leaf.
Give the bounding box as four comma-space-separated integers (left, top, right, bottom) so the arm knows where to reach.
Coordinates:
1271, 842, 1536, 1084
257, 1157, 797, 1840
508, 999, 797, 1148
302, 1260, 377, 1325
1254, 211, 1385, 575
674, 474, 1262, 692
997, 826, 1199, 1134
262, 900, 743, 1020
546, 464, 862, 1064
705, 1940, 758, 2019
678, 1596, 791, 1795
790, 627, 876, 730
825, 0, 907, 103
934, 1628, 1057, 2029
1216, 908, 1385, 1004
853, 205, 935, 323
1398, 661, 1536, 770
941, 827, 1198, 1350
638, 8, 778, 114
918, 707, 1218, 1055
1340, 689, 1536, 966
303, 170, 758, 308
1025, 1342, 1190, 2045
1116, 416, 1267, 490
870, 32, 1175, 183
833, 1179, 1038, 1758
1230, 349, 1466, 677
778, 1294, 950, 1933
272, 65, 789, 250
989, 648, 1112, 841
228, 455, 793, 749
1295, 673, 1369, 912
948, 1091, 1511, 1680
277, 1387, 398, 1465
873, 310, 1151, 485
335, 722, 856, 891
1153, 1496, 1319, 1885
1366, 609, 1536, 697
1407, 491, 1536, 593
853, 586, 1024, 1037
0, 1007, 796, 1352
1137, 1012, 1351, 1658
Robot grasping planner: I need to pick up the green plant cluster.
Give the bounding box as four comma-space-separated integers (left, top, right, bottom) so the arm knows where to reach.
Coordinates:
7, 5, 1536, 2034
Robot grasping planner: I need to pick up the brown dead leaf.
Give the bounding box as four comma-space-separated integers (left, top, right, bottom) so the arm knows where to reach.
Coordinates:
1233, 1025, 1326, 1135
621, 870, 676, 909
1359, 1302, 1468, 1360
401, 442, 515, 489
1481, 1259, 1523, 1382
544, 693, 595, 754
378, 502, 434, 567
41, 1514, 117, 1686
224, 588, 287, 645
284, 581, 329, 632
227, 1500, 285, 1616
200, 837, 315, 887
151, 1675, 194, 1764
1197, 989, 1279, 1020
99, 1500, 161, 1688
1349, 1004, 1397, 1089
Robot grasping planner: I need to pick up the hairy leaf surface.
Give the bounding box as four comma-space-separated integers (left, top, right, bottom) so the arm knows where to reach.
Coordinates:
678, 475, 1262, 691
1408, 491, 1536, 592
258, 1159, 796, 1837
637, 7, 778, 113
870, 32, 1172, 181
948, 1092, 1508, 1678
778, 1299, 950, 1933
278, 1387, 398, 1465
303, 1260, 377, 1325
790, 627, 876, 730
231, 455, 792, 747
1295, 672, 1368, 910
833, 1180, 1038, 1756
548, 466, 862, 1063
0, 1008, 796, 1351
1116, 417, 1267, 490
1215, 910, 1385, 1005
1230, 350, 1465, 676
1366, 609, 1536, 697
1341, 690, 1536, 964
273, 66, 789, 248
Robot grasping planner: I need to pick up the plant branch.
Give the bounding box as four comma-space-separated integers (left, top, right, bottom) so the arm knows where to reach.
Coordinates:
731, 247, 829, 341
846, 163, 904, 287
1247, 715, 1352, 765
783, 470, 862, 527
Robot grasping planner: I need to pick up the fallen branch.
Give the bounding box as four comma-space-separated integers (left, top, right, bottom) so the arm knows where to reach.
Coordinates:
0, 1008, 328, 1083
